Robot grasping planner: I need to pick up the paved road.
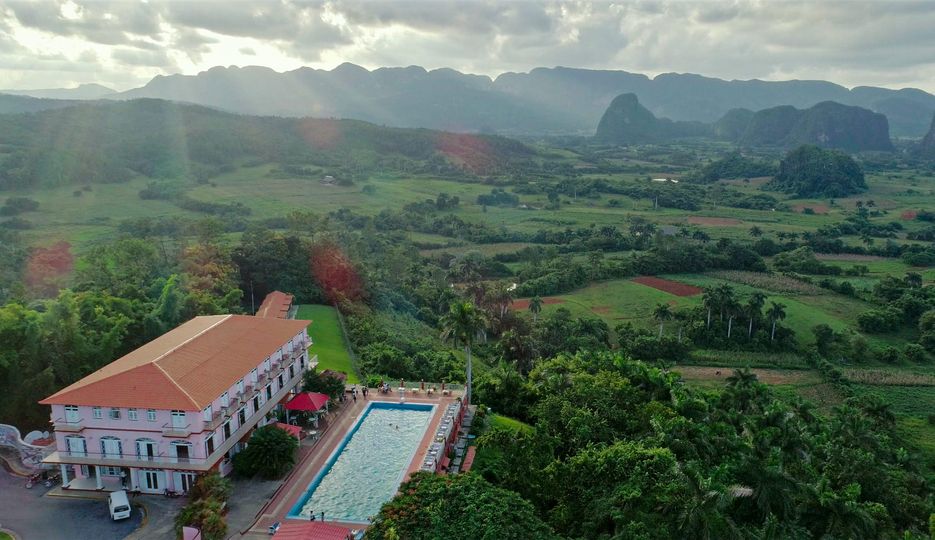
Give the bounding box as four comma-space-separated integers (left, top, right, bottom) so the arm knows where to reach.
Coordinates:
0, 468, 142, 540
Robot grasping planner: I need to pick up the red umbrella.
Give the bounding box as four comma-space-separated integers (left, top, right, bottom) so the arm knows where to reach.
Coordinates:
285, 392, 330, 412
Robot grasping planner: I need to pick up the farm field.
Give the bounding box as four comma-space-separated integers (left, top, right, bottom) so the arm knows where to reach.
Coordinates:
295, 304, 359, 384
513, 277, 703, 331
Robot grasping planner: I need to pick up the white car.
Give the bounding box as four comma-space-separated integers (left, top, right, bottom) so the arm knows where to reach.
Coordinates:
108, 490, 132, 521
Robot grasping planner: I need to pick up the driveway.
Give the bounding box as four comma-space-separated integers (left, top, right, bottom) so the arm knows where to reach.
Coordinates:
0, 468, 142, 540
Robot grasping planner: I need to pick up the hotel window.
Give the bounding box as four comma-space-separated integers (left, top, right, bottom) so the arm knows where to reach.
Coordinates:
109, 407, 121, 420
300, 355, 306, 369
221, 392, 229, 408
289, 365, 295, 380
202, 405, 213, 422
278, 373, 284, 388
147, 409, 157, 422
265, 384, 272, 401
264, 358, 271, 372
253, 395, 260, 413
238, 408, 246, 426
128, 408, 138, 421
251, 368, 258, 384
222, 421, 231, 440
237, 379, 244, 395
205, 433, 215, 456
92, 407, 102, 419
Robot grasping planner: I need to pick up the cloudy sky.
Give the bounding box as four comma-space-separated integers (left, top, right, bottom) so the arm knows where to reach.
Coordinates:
2, 0, 935, 93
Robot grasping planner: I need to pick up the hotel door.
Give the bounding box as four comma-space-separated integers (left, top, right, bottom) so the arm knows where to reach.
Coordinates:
141, 470, 163, 492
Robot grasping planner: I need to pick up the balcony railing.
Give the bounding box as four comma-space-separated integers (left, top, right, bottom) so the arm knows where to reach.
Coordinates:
52, 418, 84, 432
162, 423, 191, 438
53, 449, 210, 468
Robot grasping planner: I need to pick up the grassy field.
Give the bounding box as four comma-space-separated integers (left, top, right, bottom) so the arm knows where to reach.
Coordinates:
295, 304, 359, 384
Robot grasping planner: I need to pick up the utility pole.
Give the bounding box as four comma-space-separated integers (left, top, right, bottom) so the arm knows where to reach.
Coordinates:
250, 281, 255, 314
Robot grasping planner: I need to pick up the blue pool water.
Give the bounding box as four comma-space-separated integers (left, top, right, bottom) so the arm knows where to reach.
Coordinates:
288, 401, 435, 523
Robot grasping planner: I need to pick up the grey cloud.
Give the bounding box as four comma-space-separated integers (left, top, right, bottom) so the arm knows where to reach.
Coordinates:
111, 48, 176, 69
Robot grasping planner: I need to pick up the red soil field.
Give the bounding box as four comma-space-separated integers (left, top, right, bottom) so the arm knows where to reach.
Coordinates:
632, 276, 703, 297
513, 297, 565, 310
687, 216, 742, 226
901, 210, 918, 220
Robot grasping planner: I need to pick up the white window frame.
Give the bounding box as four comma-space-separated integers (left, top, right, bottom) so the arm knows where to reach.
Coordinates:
92, 407, 102, 419
237, 379, 244, 395
221, 391, 229, 408
202, 405, 213, 422
251, 368, 258, 384
108, 407, 121, 420
128, 408, 138, 421
146, 409, 157, 422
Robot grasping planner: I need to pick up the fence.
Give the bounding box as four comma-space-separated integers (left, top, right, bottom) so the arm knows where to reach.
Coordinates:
0, 423, 54, 471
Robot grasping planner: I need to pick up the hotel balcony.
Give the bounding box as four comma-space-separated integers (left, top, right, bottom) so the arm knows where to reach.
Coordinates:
52, 418, 85, 432
162, 423, 191, 438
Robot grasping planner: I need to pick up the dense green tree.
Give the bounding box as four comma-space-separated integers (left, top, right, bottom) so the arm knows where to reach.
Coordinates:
368, 472, 560, 540
232, 425, 299, 480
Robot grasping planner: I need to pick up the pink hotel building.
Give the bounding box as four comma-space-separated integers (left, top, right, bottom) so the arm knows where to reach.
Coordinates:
39, 314, 316, 493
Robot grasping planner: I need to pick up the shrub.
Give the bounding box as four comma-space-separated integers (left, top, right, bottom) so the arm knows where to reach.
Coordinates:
175, 497, 227, 540
188, 473, 231, 503
902, 343, 927, 363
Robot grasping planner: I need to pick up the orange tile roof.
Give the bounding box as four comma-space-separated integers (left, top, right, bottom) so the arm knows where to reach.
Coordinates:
40, 315, 310, 411
256, 290, 294, 318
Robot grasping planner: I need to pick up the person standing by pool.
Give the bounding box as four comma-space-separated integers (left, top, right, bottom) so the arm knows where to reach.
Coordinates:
352, 391, 357, 403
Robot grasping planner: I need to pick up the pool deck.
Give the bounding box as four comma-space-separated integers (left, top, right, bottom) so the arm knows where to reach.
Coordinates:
241, 392, 460, 537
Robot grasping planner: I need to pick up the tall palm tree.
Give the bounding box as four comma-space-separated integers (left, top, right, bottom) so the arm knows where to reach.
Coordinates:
653, 303, 673, 338
528, 295, 543, 322
440, 301, 488, 405
745, 292, 768, 338
749, 225, 763, 238
767, 302, 786, 342
702, 288, 716, 329
725, 299, 740, 338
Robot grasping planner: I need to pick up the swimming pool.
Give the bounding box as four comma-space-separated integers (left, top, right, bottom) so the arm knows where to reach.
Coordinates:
288, 401, 435, 523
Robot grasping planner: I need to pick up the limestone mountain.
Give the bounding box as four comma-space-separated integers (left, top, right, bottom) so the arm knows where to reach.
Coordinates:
920, 113, 935, 160
595, 93, 710, 144
734, 101, 893, 152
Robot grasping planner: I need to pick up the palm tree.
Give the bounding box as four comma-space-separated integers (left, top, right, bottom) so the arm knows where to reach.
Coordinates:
749, 225, 763, 238
725, 299, 740, 338
745, 292, 767, 338
528, 296, 543, 322
767, 302, 786, 341
702, 288, 716, 329
439, 301, 488, 405
653, 303, 673, 338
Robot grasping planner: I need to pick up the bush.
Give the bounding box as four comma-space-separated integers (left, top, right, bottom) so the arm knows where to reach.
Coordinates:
175, 497, 227, 540
0, 196, 39, 215
857, 308, 902, 333
903, 343, 927, 363
189, 473, 232, 503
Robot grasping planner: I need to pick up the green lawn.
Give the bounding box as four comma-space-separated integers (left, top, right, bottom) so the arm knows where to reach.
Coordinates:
295, 304, 359, 383
487, 413, 532, 432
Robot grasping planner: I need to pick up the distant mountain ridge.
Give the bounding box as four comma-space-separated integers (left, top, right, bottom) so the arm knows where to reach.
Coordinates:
1, 83, 115, 100
7, 64, 935, 137
109, 63, 935, 137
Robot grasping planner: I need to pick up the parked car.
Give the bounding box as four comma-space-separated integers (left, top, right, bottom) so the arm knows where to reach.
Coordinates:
108, 490, 132, 521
